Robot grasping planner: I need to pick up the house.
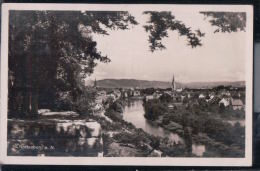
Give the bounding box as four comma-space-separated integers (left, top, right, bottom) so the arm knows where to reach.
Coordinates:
153, 92, 161, 99
133, 90, 141, 96
220, 90, 231, 97
199, 94, 205, 99
113, 89, 121, 99
107, 93, 116, 102
231, 99, 244, 110
145, 95, 154, 101
176, 88, 183, 92
164, 91, 172, 96
180, 95, 186, 101
168, 104, 174, 109
206, 95, 215, 102
122, 91, 128, 98
219, 98, 230, 107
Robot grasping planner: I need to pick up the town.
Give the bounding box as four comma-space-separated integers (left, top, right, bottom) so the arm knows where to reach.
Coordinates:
85, 75, 245, 157
93, 75, 245, 117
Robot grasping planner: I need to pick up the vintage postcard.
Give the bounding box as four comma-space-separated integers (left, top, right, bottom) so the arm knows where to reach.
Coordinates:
0, 3, 253, 166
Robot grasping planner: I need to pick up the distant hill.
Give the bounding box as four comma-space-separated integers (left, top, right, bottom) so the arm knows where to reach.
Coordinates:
95, 79, 245, 89
96, 79, 174, 89
182, 81, 245, 89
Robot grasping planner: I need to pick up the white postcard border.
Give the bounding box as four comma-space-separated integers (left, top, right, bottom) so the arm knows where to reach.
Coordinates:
0, 3, 254, 166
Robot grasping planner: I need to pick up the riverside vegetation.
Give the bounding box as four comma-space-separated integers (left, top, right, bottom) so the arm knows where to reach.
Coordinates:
99, 99, 190, 157
143, 95, 245, 157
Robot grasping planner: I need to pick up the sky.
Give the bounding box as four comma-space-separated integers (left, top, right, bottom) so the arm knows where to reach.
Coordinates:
88, 9, 247, 83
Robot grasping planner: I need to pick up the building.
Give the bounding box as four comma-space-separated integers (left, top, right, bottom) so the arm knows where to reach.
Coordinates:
145, 95, 154, 101
176, 88, 183, 92
113, 89, 121, 99
206, 95, 215, 102
153, 91, 161, 99
94, 78, 97, 88
220, 90, 231, 97
133, 90, 141, 96
219, 98, 230, 107
180, 95, 186, 101
122, 91, 128, 98
231, 99, 244, 110
172, 74, 176, 92
199, 94, 205, 99
107, 93, 116, 102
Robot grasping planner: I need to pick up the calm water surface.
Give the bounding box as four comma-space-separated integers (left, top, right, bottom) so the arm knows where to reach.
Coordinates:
122, 99, 205, 156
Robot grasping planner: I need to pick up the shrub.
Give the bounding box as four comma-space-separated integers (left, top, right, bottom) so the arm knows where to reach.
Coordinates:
143, 99, 167, 121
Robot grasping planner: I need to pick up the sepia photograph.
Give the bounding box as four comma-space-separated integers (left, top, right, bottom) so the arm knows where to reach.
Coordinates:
0, 3, 253, 166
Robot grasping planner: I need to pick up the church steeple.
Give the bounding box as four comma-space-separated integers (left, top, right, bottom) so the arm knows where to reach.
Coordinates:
172, 74, 176, 92
94, 78, 97, 87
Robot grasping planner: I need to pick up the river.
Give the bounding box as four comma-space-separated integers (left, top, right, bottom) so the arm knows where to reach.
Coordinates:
122, 99, 205, 157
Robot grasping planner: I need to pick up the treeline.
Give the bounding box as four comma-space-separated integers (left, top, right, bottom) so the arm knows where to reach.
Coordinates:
143, 99, 245, 157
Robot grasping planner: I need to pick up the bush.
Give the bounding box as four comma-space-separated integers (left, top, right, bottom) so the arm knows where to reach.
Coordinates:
54, 87, 96, 116
159, 93, 172, 103
143, 99, 167, 121
104, 100, 125, 121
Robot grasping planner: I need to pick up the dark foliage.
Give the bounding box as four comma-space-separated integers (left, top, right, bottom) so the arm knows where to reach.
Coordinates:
143, 99, 168, 121
143, 11, 202, 51
200, 11, 246, 33
8, 10, 137, 117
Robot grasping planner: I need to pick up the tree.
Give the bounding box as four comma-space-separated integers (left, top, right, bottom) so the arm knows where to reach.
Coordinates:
219, 103, 225, 113
9, 11, 137, 117
159, 93, 172, 103
143, 11, 246, 52
183, 126, 192, 155
200, 12, 246, 33
150, 136, 160, 150
143, 11, 202, 52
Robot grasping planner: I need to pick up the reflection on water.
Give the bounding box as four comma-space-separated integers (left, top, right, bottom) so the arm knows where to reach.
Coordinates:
123, 100, 183, 144
192, 144, 205, 157
122, 99, 206, 156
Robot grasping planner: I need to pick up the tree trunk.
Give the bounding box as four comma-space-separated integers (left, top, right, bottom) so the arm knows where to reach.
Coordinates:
31, 90, 39, 117
22, 89, 30, 118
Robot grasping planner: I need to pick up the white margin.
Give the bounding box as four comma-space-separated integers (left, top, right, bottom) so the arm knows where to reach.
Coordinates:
0, 3, 254, 166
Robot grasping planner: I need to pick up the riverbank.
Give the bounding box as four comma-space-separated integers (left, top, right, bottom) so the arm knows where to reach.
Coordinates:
143, 98, 245, 157
95, 99, 191, 157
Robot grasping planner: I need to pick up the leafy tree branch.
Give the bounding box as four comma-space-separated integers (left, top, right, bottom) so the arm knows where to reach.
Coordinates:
200, 11, 246, 33
143, 11, 203, 52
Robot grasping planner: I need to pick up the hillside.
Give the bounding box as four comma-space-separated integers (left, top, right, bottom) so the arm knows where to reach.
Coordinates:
94, 79, 245, 89
96, 79, 174, 89
182, 81, 245, 89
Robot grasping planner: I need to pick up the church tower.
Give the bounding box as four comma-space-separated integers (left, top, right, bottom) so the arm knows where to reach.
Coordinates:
172, 74, 176, 92
94, 78, 97, 88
